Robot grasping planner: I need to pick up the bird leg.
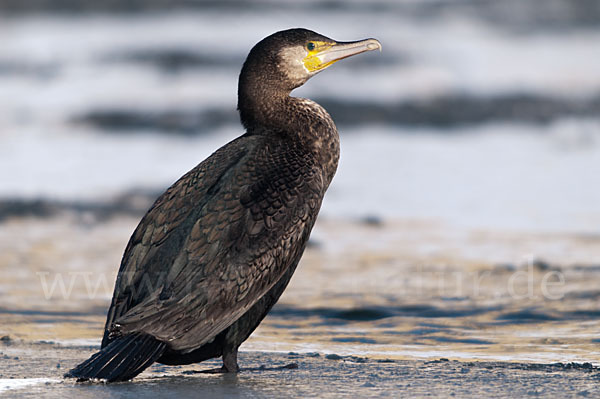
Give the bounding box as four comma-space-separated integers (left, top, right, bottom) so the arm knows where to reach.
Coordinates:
222, 346, 240, 372
188, 346, 239, 374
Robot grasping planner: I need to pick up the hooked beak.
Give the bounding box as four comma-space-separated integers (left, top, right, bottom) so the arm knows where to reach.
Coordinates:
303, 38, 382, 73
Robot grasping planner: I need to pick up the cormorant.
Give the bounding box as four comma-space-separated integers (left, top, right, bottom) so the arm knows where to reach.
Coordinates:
65, 28, 381, 382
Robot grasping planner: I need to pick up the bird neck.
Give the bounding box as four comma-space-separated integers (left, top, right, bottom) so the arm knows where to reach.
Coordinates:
237, 82, 340, 187
237, 82, 289, 131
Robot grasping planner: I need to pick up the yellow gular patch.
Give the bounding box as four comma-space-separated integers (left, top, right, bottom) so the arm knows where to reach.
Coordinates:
302, 41, 335, 72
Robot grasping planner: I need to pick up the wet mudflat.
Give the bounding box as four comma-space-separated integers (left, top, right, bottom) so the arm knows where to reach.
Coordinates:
2, 342, 600, 398
1, 215, 600, 397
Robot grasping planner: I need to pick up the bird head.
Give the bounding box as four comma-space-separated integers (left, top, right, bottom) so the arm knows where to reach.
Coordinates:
240, 28, 382, 92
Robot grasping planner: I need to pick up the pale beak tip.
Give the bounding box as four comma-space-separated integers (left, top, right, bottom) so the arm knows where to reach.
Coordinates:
366, 39, 382, 52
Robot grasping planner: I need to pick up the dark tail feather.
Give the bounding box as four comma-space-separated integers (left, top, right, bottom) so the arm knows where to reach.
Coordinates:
65, 333, 167, 382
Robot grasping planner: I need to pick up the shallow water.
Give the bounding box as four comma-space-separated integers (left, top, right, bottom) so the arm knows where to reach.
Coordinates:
1, 4, 599, 233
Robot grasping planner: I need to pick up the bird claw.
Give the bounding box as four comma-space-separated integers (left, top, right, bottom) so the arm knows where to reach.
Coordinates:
187, 362, 298, 374
189, 366, 231, 374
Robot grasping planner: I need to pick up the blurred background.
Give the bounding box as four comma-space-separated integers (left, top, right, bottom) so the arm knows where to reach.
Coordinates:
1, 0, 600, 232
1, 0, 600, 376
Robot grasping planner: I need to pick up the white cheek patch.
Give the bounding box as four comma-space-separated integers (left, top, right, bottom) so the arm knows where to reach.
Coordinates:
279, 46, 312, 80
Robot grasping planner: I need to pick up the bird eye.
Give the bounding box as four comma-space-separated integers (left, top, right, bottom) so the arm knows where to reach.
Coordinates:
306, 42, 316, 51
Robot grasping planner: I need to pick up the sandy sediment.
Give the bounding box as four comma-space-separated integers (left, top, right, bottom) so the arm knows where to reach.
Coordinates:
1, 215, 600, 358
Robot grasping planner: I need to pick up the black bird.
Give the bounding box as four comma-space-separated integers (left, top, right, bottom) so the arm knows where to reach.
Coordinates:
65, 28, 381, 382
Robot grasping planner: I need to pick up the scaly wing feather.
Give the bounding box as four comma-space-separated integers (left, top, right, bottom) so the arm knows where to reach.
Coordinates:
103, 134, 324, 352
